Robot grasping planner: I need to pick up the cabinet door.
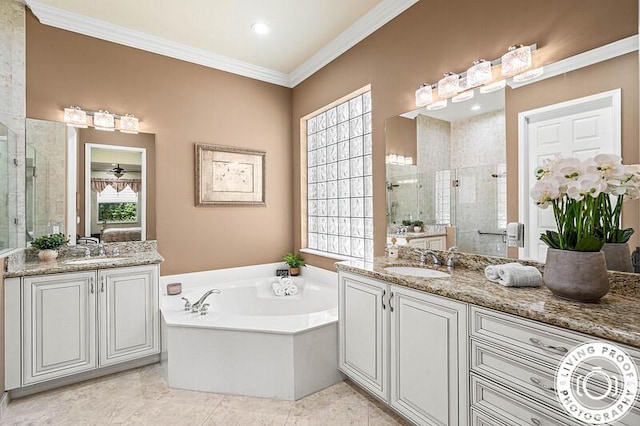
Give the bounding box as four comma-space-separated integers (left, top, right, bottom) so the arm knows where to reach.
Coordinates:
98, 265, 159, 366
22, 271, 97, 385
390, 285, 468, 426
426, 236, 445, 250
338, 272, 389, 401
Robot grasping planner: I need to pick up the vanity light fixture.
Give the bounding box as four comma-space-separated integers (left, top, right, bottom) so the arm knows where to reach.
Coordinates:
452, 90, 474, 103
467, 60, 492, 87
61, 107, 141, 133
426, 99, 448, 110
512, 66, 544, 83
438, 73, 460, 99
479, 79, 506, 94
93, 110, 115, 131
415, 84, 434, 107
501, 45, 532, 77
119, 114, 140, 134
63, 106, 88, 128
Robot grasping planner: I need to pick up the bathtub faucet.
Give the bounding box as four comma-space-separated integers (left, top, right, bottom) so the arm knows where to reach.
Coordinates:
190, 289, 221, 313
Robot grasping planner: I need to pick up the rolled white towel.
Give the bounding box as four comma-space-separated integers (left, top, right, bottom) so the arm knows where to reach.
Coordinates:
279, 277, 294, 289
285, 284, 298, 296
272, 282, 286, 297
497, 265, 542, 287
485, 263, 521, 283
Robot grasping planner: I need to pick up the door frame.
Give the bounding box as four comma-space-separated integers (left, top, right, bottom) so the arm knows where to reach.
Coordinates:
517, 89, 621, 260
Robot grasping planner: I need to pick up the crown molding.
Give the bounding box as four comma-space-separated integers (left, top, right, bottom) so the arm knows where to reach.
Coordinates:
25, 0, 291, 87
508, 35, 639, 89
26, 0, 419, 88
288, 0, 420, 87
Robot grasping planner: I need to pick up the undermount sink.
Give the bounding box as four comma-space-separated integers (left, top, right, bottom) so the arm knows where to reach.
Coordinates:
384, 266, 450, 279
65, 257, 127, 265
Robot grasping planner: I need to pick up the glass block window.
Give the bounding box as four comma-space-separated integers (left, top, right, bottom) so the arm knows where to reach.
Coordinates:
307, 90, 373, 261
435, 169, 451, 225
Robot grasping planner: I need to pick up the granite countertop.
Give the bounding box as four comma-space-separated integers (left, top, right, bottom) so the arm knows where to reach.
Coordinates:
4, 241, 164, 278
387, 232, 446, 239
336, 257, 640, 348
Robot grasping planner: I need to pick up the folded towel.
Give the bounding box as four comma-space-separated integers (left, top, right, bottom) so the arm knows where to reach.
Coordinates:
498, 265, 542, 287
272, 282, 286, 297
484, 263, 542, 287
285, 284, 298, 296
279, 277, 294, 289
484, 263, 521, 283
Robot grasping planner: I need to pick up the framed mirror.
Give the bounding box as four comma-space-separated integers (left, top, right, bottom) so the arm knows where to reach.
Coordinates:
385, 37, 639, 271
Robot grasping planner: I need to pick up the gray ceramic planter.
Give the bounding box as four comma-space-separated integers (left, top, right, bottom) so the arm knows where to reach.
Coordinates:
543, 248, 609, 302
602, 242, 633, 273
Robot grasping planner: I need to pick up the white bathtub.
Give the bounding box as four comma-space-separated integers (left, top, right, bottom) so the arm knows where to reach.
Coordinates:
160, 263, 343, 400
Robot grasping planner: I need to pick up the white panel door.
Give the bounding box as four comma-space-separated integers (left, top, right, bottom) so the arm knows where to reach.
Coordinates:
521, 90, 620, 261
390, 286, 468, 426
98, 265, 159, 366
22, 271, 97, 385
338, 272, 389, 401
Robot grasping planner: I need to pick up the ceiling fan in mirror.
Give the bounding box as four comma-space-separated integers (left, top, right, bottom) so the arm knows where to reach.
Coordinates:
110, 163, 126, 178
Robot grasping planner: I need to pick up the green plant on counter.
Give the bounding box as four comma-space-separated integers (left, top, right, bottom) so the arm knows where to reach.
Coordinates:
30, 233, 68, 251
412, 220, 424, 227
283, 252, 306, 268
401, 219, 413, 226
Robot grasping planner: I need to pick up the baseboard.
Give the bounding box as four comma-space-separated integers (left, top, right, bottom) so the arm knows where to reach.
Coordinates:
8, 354, 160, 399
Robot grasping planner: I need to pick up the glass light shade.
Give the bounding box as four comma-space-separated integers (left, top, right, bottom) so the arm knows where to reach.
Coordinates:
467, 60, 492, 87
119, 114, 139, 134
437, 73, 460, 98
63, 106, 88, 128
426, 99, 447, 111
479, 79, 506, 94
415, 84, 433, 107
396, 155, 405, 165
501, 45, 532, 77
93, 110, 115, 131
452, 90, 474, 103
404, 156, 413, 165
512, 66, 544, 83
388, 154, 398, 164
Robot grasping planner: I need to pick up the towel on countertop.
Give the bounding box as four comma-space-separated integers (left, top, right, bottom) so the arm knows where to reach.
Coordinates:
285, 285, 298, 296
484, 263, 542, 287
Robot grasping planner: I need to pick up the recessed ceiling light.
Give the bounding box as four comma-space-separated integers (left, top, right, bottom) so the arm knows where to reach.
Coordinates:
470, 104, 482, 111
251, 22, 270, 35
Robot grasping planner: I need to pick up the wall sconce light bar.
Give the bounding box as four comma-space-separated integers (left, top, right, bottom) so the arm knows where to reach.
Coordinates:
414, 43, 538, 108
63, 106, 140, 134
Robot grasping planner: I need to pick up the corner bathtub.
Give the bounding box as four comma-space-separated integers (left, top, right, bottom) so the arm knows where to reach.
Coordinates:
160, 264, 343, 400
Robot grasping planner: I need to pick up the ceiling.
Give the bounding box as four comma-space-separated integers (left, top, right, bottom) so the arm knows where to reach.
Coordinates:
25, 0, 419, 87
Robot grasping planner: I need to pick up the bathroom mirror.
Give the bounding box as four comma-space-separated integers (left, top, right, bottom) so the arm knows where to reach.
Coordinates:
386, 39, 639, 269
0, 120, 18, 253
24, 118, 156, 243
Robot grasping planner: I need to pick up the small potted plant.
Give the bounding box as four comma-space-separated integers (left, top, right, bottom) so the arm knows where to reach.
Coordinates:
31, 233, 68, 261
412, 220, 424, 233
283, 252, 305, 276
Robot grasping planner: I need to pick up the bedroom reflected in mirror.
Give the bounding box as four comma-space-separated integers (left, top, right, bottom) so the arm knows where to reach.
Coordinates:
85, 144, 146, 242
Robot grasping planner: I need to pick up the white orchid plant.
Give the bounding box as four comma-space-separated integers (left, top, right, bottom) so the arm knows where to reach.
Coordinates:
530, 154, 640, 252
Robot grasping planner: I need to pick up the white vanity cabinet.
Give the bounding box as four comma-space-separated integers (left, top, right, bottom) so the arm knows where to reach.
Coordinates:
6, 264, 160, 390
338, 271, 468, 425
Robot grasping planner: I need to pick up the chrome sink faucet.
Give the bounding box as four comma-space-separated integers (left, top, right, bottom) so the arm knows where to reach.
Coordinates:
189, 289, 221, 313
446, 247, 459, 268
416, 249, 440, 266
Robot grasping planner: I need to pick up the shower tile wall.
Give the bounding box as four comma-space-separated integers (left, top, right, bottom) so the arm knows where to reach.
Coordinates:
450, 110, 506, 256
0, 1, 26, 249
416, 115, 450, 225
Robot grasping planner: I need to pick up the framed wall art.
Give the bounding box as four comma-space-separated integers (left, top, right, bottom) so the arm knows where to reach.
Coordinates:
195, 143, 266, 206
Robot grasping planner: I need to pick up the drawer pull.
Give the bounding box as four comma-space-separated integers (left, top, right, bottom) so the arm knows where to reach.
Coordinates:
530, 418, 542, 426
90, 276, 94, 294
381, 290, 386, 310
530, 376, 556, 394
529, 337, 568, 355
389, 292, 395, 312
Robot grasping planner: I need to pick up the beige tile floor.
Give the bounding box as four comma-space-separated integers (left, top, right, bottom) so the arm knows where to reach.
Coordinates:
0, 364, 409, 425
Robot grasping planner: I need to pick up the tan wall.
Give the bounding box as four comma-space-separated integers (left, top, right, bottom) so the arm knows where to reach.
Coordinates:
77, 128, 156, 240
291, 0, 638, 270
0, 258, 4, 395
385, 116, 417, 160
25, 12, 293, 275
506, 53, 640, 255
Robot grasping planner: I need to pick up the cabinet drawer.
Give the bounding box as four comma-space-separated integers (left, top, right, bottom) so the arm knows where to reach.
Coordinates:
470, 306, 583, 364
471, 408, 509, 426
471, 375, 579, 426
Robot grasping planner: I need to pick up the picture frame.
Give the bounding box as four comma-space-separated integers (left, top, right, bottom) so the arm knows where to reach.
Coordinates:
195, 143, 266, 206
